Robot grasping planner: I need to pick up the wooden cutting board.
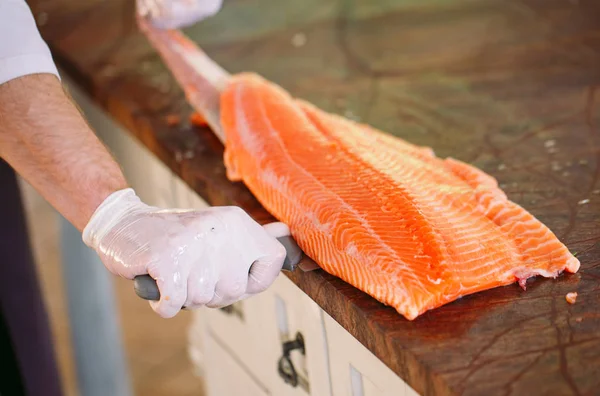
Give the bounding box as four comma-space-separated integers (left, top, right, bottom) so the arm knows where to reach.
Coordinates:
28, 0, 600, 394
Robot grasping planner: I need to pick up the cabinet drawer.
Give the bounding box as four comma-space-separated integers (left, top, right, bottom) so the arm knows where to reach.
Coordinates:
203, 294, 271, 384
187, 308, 207, 377
323, 313, 417, 396
145, 157, 177, 208
202, 332, 269, 396
203, 275, 332, 396
254, 275, 332, 396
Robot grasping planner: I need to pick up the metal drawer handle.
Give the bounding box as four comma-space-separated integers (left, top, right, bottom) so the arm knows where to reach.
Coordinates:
277, 332, 305, 387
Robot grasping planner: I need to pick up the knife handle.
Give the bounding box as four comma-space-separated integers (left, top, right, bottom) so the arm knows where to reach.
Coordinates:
133, 235, 302, 301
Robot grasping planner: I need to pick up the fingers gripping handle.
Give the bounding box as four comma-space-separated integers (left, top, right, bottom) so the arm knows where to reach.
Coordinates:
133, 235, 303, 301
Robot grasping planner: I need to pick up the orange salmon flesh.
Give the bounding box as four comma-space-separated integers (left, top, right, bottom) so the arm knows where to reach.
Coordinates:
221, 73, 580, 320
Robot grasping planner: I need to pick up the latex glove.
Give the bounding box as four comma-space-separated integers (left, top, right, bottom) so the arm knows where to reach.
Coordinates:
136, 0, 223, 29
82, 188, 287, 318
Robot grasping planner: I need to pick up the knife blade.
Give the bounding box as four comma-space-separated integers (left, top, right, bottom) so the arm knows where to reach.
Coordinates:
133, 234, 317, 301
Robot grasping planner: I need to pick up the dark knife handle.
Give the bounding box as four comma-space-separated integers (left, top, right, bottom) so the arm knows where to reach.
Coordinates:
133, 235, 302, 301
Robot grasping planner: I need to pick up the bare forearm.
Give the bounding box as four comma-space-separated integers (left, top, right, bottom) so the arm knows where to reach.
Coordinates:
0, 74, 128, 231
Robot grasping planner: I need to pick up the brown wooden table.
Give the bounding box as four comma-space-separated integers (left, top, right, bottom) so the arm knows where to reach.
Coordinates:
27, 0, 600, 394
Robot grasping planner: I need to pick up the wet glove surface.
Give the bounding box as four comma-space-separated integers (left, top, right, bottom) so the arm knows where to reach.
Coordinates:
136, 0, 222, 29
83, 189, 287, 318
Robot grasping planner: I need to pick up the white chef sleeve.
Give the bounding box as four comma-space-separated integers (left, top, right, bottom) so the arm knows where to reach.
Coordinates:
0, 0, 60, 85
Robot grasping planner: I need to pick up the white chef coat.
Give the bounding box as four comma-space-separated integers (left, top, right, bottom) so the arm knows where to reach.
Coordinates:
0, 0, 60, 85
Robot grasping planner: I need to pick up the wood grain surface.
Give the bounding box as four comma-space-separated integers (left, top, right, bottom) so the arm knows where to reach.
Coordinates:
26, 0, 600, 394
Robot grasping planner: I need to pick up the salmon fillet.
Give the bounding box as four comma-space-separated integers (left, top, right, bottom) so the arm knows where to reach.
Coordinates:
221, 73, 580, 320
137, 20, 580, 320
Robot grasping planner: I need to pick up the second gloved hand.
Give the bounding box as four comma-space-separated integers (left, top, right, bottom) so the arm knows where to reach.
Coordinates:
82, 188, 287, 318
136, 0, 223, 29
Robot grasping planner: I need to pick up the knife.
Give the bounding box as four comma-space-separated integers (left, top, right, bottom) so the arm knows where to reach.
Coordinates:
133, 234, 318, 301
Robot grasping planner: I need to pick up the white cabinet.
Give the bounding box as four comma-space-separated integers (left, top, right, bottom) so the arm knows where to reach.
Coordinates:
323, 313, 417, 396
203, 295, 272, 383
255, 275, 332, 396
195, 278, 419, 396
146, 158, 177, 208
172, 172, 212, 210
194, 275, 332, 396
187, 308, 207, 378
173, 175, 197, 209
202, 331, 269, 396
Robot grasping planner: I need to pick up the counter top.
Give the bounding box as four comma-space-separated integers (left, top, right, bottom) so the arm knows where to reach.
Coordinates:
28, 0, 600, 394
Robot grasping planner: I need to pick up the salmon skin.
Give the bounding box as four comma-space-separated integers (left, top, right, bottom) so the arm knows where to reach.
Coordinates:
139, 20, 580, 320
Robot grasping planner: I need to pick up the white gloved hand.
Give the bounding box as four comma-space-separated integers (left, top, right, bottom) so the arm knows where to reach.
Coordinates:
136, 0, 223, 29
83, 188, 287, 318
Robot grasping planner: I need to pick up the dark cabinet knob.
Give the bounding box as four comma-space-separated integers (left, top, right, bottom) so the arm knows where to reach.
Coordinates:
277, 332, 305, 387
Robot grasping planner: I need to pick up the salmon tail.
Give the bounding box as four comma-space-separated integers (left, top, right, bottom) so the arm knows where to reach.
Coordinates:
137, 16, 230, 142
491, 200, 580, 275
444, 157, 580, 279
